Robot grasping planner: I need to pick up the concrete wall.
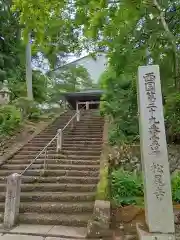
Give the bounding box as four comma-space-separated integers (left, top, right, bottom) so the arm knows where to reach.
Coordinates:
71, 54, 107, 83
54, 54, 108, 83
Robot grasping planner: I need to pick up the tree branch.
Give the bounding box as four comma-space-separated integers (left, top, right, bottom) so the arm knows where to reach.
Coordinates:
153, 0, 179, 89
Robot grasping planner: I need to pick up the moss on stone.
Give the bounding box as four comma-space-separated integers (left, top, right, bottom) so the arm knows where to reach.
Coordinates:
96, 164, 110, 200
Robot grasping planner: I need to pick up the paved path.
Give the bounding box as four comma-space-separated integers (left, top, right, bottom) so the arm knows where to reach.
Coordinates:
0, 224, 87, 240
0, 235, 72, 240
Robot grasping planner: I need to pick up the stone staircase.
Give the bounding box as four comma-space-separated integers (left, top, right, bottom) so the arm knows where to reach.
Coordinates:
0, 109, 104, 227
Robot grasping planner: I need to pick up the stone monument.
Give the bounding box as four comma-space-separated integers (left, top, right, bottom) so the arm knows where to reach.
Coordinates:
136, 65, 175, 239
0, 85, 10, 105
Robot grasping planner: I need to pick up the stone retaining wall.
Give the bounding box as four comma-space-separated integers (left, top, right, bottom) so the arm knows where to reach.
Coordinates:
109, 144, 180, 174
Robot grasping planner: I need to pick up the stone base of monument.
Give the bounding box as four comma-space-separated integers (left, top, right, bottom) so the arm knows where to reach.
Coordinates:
86, 200, 111, 238
136, 223, 175, 240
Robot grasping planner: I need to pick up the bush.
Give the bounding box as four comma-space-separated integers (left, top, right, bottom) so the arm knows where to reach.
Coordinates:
99, 68, 139, 145
165, 92, 180, 140
13, 97, 41, 121
111, 169, 144, 206
171, 171, 180, 203
0, 105, 22, 135
109, 145, 141, 172
111, 168, 180, 206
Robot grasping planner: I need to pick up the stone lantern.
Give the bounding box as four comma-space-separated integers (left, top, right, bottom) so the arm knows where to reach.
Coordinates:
0, 86, 11, 105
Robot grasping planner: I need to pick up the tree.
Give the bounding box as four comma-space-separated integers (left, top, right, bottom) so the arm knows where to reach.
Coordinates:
12, 0, 82, 66
48, 64, 97, 103
90, 0, 180, 144
11, 0, 180, 143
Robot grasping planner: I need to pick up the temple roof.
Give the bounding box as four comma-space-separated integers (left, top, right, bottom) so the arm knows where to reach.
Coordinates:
62, 89, 104, 109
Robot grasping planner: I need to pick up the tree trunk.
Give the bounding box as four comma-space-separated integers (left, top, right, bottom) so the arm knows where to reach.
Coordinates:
26, 33, 33, 100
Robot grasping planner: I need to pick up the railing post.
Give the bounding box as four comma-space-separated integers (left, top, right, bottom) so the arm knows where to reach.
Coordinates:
86, 101, 89, 110
76, 109, 80, 122
76, 101, 79, 112
4, 173, 21, 229
71, 118, 74, 130
44, 149, 47, 171
57, 129, 63, 152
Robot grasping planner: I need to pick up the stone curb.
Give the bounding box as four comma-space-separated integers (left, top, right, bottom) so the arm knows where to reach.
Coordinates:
0, 111, 67, 167
86, 118, 111, 238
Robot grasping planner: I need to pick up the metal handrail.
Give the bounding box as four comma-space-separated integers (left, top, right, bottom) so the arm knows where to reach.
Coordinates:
20, 133, 58, 176
20, 110, 68, 176
62, 113, 78, 131
62, 105, 85, 131
20, 106, 85, 176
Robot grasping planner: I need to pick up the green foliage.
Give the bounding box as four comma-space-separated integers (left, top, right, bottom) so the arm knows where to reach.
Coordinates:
0, 105, 22, 135
100, 68, 139, 145
13, 97, 41, 121
111, 169, 144, 206
32, 71, 49, 103
12, 0, 82, 64
49, 64, 97, 103
111, 168, 180, 206
165, 93, 180, 138
171, 171, 180, 203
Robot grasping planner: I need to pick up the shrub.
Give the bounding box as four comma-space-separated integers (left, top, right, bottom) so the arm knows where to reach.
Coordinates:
99, 68, 139, 145
0, 105, 22, 135
109, 145, 141, 172
111, 169, 144, 206
111, 168, 180, 206
13, 97, 41, 121
171, 171, 180, 203
165, 92, 180, 139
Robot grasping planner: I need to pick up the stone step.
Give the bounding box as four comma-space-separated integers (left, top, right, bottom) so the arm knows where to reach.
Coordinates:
0, 192, 95, 202
0, 176, 99, 184
37, 131, 101, 139
1, 163, 99, 171
44, 126, 103, 131
72, 125, 104, 129
29, 139, 102, 144
47, 121, 103, 125
26, 141, 102, 146
0, 110, 103, 227
12, 154, 99, 160
17, 150, 101, 156
33, 135, 102, 140
0, 201, 94, 214
21, 146, 102, 151
76, 117, 103, 120
7, 159, 100, 165
14, 152, 100, 159
0, 212, 90, 227
43, 128, 103, 134
18, 212, 91, 226
0, 183, 97, 192
0, 169, 99, 177
70, 131, 103, 134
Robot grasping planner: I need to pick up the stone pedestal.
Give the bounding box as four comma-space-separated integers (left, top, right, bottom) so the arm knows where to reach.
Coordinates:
0, 86, 10, 105
4, 173, 21, 229
136, 224, 175, 240
137, 65, 175, 239
87, 200, 111, 238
